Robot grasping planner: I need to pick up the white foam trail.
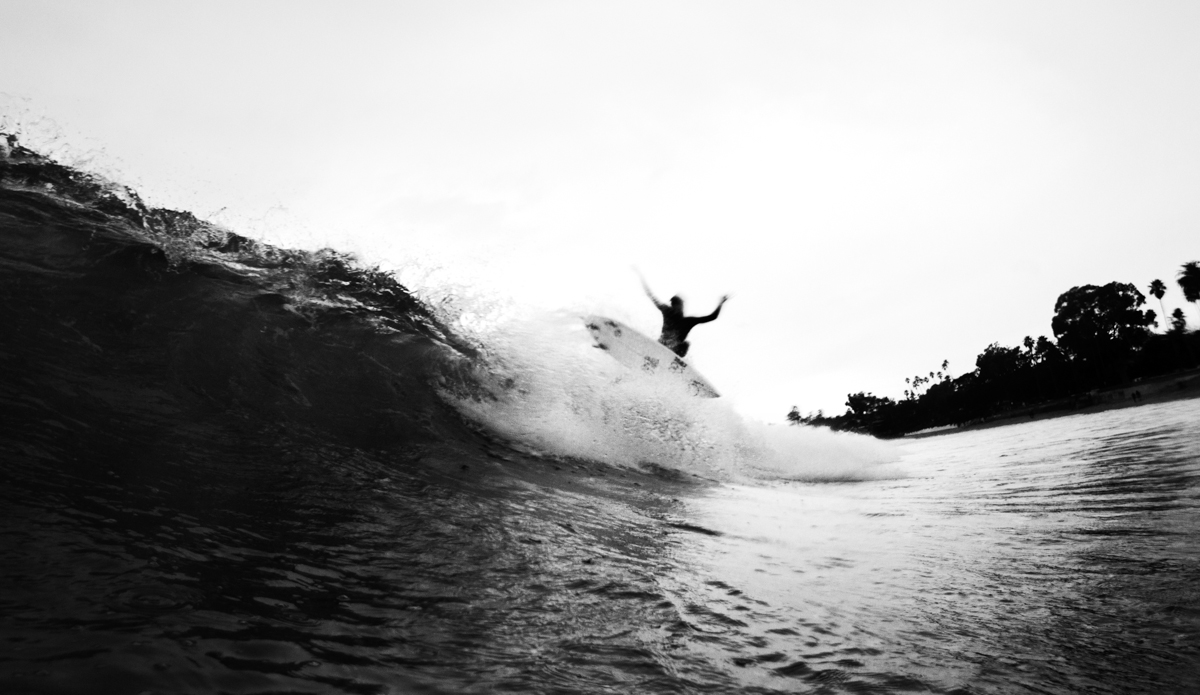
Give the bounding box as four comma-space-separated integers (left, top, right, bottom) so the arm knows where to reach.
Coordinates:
443, 310, 899, 482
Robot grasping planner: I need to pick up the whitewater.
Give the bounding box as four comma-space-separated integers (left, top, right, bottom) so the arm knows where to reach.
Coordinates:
2, 137, 1199, 694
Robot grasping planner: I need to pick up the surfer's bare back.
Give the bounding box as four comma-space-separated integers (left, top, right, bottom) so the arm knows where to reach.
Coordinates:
642, 280, 729, 357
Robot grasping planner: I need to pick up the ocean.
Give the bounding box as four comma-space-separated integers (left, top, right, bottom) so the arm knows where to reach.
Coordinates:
2, 139, 1198, 694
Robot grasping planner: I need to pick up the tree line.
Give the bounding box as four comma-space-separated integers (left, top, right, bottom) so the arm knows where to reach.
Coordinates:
789, 262, 1200, 437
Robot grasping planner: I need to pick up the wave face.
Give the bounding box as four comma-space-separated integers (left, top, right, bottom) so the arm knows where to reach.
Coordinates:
0, 137, 900, 694
0, 135, 484, 458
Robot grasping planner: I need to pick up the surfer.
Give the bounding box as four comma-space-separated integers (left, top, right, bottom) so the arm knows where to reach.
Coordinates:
642, 280, 729, 357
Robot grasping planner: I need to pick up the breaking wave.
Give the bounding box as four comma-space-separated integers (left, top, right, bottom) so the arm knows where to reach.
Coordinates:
0, 133, 895, 485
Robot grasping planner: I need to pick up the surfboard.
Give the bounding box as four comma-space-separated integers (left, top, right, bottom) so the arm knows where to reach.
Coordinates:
583, 315, 720, 398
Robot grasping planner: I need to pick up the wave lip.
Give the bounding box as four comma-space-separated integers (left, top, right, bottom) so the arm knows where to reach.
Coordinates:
1, 133, 493, 460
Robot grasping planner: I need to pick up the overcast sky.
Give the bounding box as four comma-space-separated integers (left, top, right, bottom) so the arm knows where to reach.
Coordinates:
4, 0, 1199, 419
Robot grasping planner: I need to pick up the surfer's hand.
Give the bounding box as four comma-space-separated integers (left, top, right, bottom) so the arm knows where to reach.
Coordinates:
719, 294, 731, 304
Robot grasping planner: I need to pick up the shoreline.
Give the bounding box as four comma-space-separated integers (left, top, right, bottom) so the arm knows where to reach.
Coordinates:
905, 368, 1200, 439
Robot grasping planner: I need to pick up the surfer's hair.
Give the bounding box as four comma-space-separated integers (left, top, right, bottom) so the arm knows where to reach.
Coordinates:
670, 295, 683, 308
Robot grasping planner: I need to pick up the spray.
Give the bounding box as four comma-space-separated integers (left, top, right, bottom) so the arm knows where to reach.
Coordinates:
441, 309, 900, 482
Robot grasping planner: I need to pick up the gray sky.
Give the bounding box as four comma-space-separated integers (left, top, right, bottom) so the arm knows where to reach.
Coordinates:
4, 0, 1199, 419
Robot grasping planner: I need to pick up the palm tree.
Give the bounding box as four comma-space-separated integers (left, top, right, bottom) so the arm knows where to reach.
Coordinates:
1179, 262, 1200, 327
1148, 279, 1167, 330
1171, 308, 1187, 334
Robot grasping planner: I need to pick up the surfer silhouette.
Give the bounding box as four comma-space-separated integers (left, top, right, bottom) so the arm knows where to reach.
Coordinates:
642, 280, 729, 358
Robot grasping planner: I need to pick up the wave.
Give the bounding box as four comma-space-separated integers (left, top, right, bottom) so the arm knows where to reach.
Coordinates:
0, 133, 895, 483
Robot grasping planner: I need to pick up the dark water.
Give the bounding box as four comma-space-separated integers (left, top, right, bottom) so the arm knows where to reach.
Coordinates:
3, 140, 1200, 694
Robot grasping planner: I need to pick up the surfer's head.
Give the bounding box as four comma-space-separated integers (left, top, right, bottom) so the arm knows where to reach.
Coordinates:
670, 295, 683, 310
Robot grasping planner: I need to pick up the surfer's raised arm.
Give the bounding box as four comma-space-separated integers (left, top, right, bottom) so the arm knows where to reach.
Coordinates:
690, 295, 730, 325
642, 278, 669, 311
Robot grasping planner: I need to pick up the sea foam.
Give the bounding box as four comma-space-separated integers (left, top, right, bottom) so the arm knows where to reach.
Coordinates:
441, 309, 899, 482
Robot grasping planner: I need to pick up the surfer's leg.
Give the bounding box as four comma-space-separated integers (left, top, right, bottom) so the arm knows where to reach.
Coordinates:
674, 341, 690, 357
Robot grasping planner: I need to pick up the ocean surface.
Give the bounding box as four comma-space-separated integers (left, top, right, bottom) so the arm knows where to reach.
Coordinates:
3, 139, 1199, 694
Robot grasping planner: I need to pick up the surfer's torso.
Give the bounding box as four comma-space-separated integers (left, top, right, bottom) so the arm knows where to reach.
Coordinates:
656, 307, 697, 352
655, 304, 723, 357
